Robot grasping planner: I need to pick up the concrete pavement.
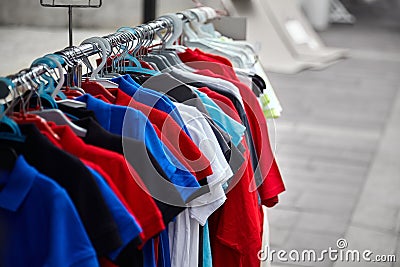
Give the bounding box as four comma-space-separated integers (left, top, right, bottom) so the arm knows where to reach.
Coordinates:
267, 19, 400, 267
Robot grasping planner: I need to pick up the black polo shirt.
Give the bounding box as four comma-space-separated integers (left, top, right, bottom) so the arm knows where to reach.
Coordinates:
74, 117, 187, 223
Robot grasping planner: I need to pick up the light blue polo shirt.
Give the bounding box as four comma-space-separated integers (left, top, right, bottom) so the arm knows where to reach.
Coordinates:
195, 89, 246, 147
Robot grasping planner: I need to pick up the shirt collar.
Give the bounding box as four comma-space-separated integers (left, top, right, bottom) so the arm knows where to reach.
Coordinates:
0, 155, 36, 211
123, 75, 141, 88
111, 75, 138, 96
51, 125, 87, 158
108, 88, 132, 107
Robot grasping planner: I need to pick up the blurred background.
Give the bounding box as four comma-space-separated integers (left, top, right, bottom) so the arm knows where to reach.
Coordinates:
0, 0, 399, 266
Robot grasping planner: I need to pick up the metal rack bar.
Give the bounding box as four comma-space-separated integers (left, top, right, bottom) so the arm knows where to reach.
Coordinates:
4, 12, 188, 91
0, 10, 191, 99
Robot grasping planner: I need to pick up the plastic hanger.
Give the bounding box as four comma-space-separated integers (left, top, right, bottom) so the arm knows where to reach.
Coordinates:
187, 8, 214, 38
137, 16, 189, 73
0, 78, 26, 143
159, 14, 187, 51
1, 76, 59, 142
70, 41, 116, 103
136, 25, 170, 71
30, 56, 67, 100
26, 74, 87, 137
180, 9, 250, 68
100, 33, 124, 78
150, 17, 190, 69
80, 36, 119, 88
29, 108, 87, 137
0, 84, 22, 170
117, 27, 160, 75
38, 54, 86, 108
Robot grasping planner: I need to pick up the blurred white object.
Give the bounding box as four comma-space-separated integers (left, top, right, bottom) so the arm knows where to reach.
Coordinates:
221, 0, 323, 74
265, 0, 348, 64
301, 0, 331, 31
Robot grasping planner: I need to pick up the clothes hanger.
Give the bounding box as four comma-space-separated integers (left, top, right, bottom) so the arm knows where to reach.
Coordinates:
180, 10, 242, 64
139, 24, 174, 71
160, 16, 199, 72
109, 31, 136, 72
8, 75, 60, 141
25, 65, 87, 137
41, 54, 87, 108
189, 7, 258, 68
80, 36, 119, 88
148, 15, 198, 73
57, 47, 88, 95
187, 8, 214, 39
30, 57, 67, 100
124, 24, 168, 76
0, 77, 26, 143
70, 44, 116, 103
180, 9, 249, 68
151, 17, 186, 68
101, 33, 123, 78
0, 88, 22, 171
116, 28, 142, 68
160, 13, 187, 51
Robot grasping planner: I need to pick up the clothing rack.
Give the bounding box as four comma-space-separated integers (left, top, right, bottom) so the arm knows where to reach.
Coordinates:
0, 11, 195, 97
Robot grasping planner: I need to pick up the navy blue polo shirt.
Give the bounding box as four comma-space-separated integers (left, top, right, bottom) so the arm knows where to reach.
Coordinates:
0, 156, 99, 267
87, 167, 142, 261
75, 94, 200, 202
111, 75, 191, 137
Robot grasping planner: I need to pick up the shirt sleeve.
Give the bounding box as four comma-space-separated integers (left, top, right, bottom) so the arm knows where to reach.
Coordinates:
87, 167, 143, 261
47, 186, 99, 267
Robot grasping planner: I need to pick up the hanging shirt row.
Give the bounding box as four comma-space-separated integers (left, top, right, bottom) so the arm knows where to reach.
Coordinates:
0, 8, 285, 267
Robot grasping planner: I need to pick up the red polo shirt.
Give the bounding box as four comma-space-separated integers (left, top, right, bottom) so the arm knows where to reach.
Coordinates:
195, 69, 285, 206
178, 48, 239, 81
208, 133, 263, 267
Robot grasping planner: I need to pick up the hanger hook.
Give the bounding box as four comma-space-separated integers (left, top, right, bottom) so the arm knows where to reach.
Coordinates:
44, 54, 66, 98
80, 36, 108, 79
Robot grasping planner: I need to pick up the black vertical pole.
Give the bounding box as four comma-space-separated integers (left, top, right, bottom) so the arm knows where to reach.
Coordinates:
67, 6, 74, 86
143, 0, 156, 23
68, 6, 73, 46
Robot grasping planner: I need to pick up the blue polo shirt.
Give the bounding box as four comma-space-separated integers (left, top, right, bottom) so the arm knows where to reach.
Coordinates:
111, 75, 191, 137
75, 94, 200, 202
0, 156, 98, 267
87, 167, 142, 261
158, 229, 172, 267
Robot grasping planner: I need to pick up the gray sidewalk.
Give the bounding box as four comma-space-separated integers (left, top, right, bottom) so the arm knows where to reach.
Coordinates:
267, 21, 400, 267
